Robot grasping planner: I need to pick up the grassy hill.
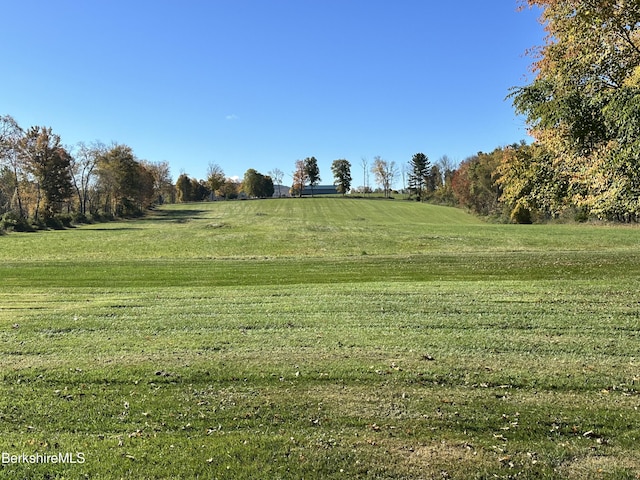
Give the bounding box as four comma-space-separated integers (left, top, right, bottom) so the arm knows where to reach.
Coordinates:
0, 198, 484, 262
1, 198, 639, 478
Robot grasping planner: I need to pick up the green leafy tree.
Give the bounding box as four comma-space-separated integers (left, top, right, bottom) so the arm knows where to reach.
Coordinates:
451, 150, 503, 216
219, 178, 240, 199
175, 174, 192, 203
512, 0, 640, 220
426, 164, 443, 194
144, 160, 174, 204
242, 169, 261, 197
432, 155, 457, 204
261, 175, 275, 198
96, 144, 153, 216
303, 157, 320, 196
19, 126, 73, 220
331, 159, 352, 195
207, 163, 225, 198
242, 169, 274, 198
196, 179, 211, 200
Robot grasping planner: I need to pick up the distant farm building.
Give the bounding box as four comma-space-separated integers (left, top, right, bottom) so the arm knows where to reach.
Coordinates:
301, 185, 339, 196
273, 185, 292, 197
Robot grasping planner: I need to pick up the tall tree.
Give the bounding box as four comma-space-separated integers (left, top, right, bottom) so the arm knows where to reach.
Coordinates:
0, 115, 25, 217
303, 157, 320, 196
426, 164, 443, 193
144, 160, 174, 204
191, 178, 211, 201
452, 150, 503, 216
268, 168, 285, 196
0, 167, 14, 215
242, 169, 274, 198
434, 154, 457, 204
360, 157, 370, 194
512, 0, 640, 220
219, 178, 240, 199
437, 155, 455, 185
291, 159, 308, 197
207, 163, 225, 198
70, 141, 105, 215
371, 156, 397, 198
243, 169, 261, 198
175, 173, 193, 203
331, 159, 352, 195
408, 152, 430, 201
19, 126, 73, 220
96, 144, 152, 216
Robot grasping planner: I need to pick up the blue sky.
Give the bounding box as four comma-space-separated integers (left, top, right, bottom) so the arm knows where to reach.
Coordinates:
2, 1, 544, 185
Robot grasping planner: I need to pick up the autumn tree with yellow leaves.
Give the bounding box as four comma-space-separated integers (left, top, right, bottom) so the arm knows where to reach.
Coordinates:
509, 0, 640, 221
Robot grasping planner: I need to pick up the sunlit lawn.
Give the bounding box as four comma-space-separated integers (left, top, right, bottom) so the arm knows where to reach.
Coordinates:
0, 198, 639, 478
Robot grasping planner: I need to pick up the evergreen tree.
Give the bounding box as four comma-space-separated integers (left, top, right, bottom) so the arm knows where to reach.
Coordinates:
408, 153, 430, 201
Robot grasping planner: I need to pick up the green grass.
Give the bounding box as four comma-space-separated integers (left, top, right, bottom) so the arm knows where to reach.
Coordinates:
0, 198, 639, 479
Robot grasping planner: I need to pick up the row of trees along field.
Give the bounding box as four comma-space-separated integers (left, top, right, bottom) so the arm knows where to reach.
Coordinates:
0, 117, 174, 231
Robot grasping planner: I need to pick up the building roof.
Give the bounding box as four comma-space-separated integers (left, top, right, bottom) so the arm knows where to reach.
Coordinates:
301, 185, 338, 195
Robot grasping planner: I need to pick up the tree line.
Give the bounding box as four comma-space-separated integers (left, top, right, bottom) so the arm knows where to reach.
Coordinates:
0, 111, 585, 237
0, 117, 174, 231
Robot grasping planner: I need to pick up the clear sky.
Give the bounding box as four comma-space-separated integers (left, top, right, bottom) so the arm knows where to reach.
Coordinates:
2, 1, 544, 185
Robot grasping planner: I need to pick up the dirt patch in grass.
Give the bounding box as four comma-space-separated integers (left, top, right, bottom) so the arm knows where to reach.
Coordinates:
374, 438, 495, 478
558, 452, 640, 479
205, 222, 227, 229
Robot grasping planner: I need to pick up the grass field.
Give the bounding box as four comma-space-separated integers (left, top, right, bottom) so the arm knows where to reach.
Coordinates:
1, 198, 639, 479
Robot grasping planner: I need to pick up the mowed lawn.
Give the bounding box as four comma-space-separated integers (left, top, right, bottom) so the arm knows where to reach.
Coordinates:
1, 198, 639, 479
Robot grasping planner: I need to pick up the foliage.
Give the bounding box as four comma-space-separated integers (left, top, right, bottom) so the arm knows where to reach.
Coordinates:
96, 144, 156, 216
175, 173, 210, 203
144, 160, 174, 204
330, 159, 352, 195
218, 178, 240, 199
175, 173, 192, 203
0, 210, 33, 232
291, 159, 308, 197
407, 152, 430, 200
242, 168, 274, 198
69, 141, 104, 215
206, 162, 226, 197
370, 156, 397, 198
426, 163, 443, 194
452, 149, 504, 217
303, 157, 321, 196
0, 166, 13, 214
510, 0, 640, 221
18, 126, 73, 220
1, 116, 171, 223
0, 115, 24, 217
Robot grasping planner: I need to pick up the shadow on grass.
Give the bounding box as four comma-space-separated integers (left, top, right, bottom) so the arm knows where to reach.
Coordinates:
89, 227, 142, 231
145, 209, 208, 223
